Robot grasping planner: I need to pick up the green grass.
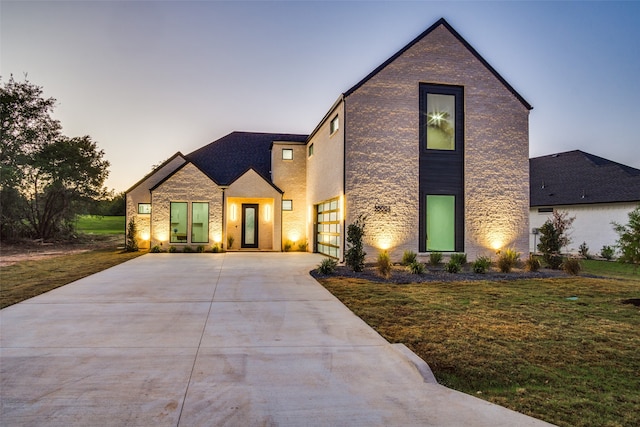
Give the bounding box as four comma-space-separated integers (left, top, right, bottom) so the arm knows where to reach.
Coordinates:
75, 215, 125, 235
0, 248, 144, 309
318, 275, 640, 427
582, 258, 639, 280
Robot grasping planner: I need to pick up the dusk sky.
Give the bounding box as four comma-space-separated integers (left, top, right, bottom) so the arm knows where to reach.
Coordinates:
2, 1, 639, 193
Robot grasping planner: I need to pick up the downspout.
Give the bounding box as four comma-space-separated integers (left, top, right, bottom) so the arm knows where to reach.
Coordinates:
341, 94, 346, 263
221, 187, 226, 250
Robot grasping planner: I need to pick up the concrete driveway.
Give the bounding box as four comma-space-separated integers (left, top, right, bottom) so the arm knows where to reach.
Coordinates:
1, 252, 553, 426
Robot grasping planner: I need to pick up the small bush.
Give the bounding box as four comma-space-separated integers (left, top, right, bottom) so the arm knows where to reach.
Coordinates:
317, 257, 338, 275
125, 218, 139, 252
408, 261, 426, 274
601, 245, 615, 260
578, 242, 591, 259
445, 259, 461, 273
497, 248, 520, 273
345, 215, 367, 272
377, 251, 392, 278
562, 257, 582, 275
150, 245, 162, 253
429, 252, 443, 266
472, 256, 492, 274
212, 244, 220, 253
298, 240, 308, 252
196, 245, 206, 253
450, 253, 467, 266
168, 246, 177, 253
544, 254, 564, 269
525, 255, 541, 272
227, 236, 234, 249
284, 241, 292, 252
183, 245, 194, 253
401, 250, 417, 266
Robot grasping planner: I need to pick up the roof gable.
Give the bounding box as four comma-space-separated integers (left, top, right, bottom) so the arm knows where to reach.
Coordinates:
125, 152, 187, 194
186, 131, 308, 186
149, 160, 219, 192
344, 18, 532, 110
227, 167, 283, 197
530, 150, 640, 206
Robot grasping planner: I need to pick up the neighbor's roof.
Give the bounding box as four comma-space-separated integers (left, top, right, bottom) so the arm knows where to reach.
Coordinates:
530, 150, 640, 206
186, 131, 308, 186
344, 18, 532, 111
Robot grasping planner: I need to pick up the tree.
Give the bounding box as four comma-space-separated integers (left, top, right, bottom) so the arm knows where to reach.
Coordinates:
537, 210, 575, 269
125, 218, 139, 252
612, 206, 640, 269
1, 75, 110, 240
345, 215, 367, 272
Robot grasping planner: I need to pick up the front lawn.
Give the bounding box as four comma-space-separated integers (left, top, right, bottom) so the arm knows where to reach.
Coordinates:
318, 274, 640, 427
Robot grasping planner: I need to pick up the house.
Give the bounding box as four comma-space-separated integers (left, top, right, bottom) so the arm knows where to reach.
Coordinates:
529, 150, 640, 255
126, 18, 532, 261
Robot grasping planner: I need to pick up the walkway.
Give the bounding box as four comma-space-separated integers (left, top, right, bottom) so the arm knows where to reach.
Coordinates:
1, 253, 553, 426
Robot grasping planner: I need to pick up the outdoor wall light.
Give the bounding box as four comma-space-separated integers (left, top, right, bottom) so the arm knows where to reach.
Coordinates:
230, 204, 237, 221
265, 204, 271, 222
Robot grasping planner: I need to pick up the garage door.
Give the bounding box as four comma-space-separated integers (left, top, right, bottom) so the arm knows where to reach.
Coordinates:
316, 198, 341, 258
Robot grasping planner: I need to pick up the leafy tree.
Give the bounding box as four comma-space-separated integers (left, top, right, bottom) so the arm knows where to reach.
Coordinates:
1, 75, 109, 240
612, 206, 640, 269
345, 214, 367, 272
537, 210, 575, 269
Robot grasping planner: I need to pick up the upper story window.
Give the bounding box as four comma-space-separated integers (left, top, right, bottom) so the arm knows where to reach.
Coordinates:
420, 84, 463, 151
308, 143, 314, 157
282, 200, 293, 211
138, 203, 151, 214
282, 148, 293, 160
330, 115, 339, 135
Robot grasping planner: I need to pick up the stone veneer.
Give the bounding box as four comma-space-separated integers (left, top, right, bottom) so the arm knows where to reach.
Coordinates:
150, 163, 223, 248
344, 24, 530, 261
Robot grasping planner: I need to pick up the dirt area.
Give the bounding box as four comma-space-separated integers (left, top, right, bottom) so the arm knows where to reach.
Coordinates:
0, 234, 125, 267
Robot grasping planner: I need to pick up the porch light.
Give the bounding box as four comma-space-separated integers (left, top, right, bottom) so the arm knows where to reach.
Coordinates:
265, 204, 271, 222
230, 204, 237, 221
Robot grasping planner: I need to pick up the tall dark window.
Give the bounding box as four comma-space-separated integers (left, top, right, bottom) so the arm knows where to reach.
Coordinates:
419, 84, 464, 252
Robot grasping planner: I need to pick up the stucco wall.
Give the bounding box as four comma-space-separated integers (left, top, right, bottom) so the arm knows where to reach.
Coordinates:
344, 24, 530, 261
226, 169, 281, 251
150, 163, 223, 249
529, 203, 639, 255
272, 142, 308, 250
306, 101, 345, 254
125, 154, 187, 249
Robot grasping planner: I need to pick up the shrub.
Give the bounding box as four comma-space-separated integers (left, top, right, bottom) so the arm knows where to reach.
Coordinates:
283, 241, 292, 252
562, 258, 582, 275
345, 215, 367, 272
196, 245, 206, 253
377, 251, 392, 278
168, 245, 177, 253
408, 261, 426, 274
497, 248, 520, 273
601, 245, 615, 260
538, 210, 575, 269
401, 250, 417, 266
578, 241, 591, 259
317, 257, 338, 275
445, 259, 461, 273
150, 245, 162, 253
429, 252, 443, 266
212, 244, 220, 253
183, 245, 194, 253
227, 236, 234, 249
472, 256, 492, 274
525, 255, 541, 272
125, 218, 139, 252
298, 240, 308, 252
450, 253, 467, 266
612, 206, 640, 269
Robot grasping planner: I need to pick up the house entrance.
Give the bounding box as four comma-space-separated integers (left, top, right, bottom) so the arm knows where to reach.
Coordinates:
241, 204, 259, 248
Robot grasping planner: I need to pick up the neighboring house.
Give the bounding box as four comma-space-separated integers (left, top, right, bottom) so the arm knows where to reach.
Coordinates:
529, 150, 640, 255
126, 18, 532, 261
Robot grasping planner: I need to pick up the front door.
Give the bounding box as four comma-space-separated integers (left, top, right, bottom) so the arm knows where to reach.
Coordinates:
241, 204, 259, 248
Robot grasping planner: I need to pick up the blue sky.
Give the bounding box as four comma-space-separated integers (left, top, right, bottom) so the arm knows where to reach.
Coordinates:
2, 0, 639, 192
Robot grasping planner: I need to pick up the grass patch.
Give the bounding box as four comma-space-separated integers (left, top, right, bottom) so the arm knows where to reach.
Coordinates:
0, 248, 144, 309
75, 215, 125, 235
318, 275, 640, 427
582, 259, 639, 280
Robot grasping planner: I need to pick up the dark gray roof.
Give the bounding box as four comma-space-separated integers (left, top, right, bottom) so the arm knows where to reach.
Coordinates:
530, 150, 640, 207
344, 18, 532, 111
186, 131, 308, 186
